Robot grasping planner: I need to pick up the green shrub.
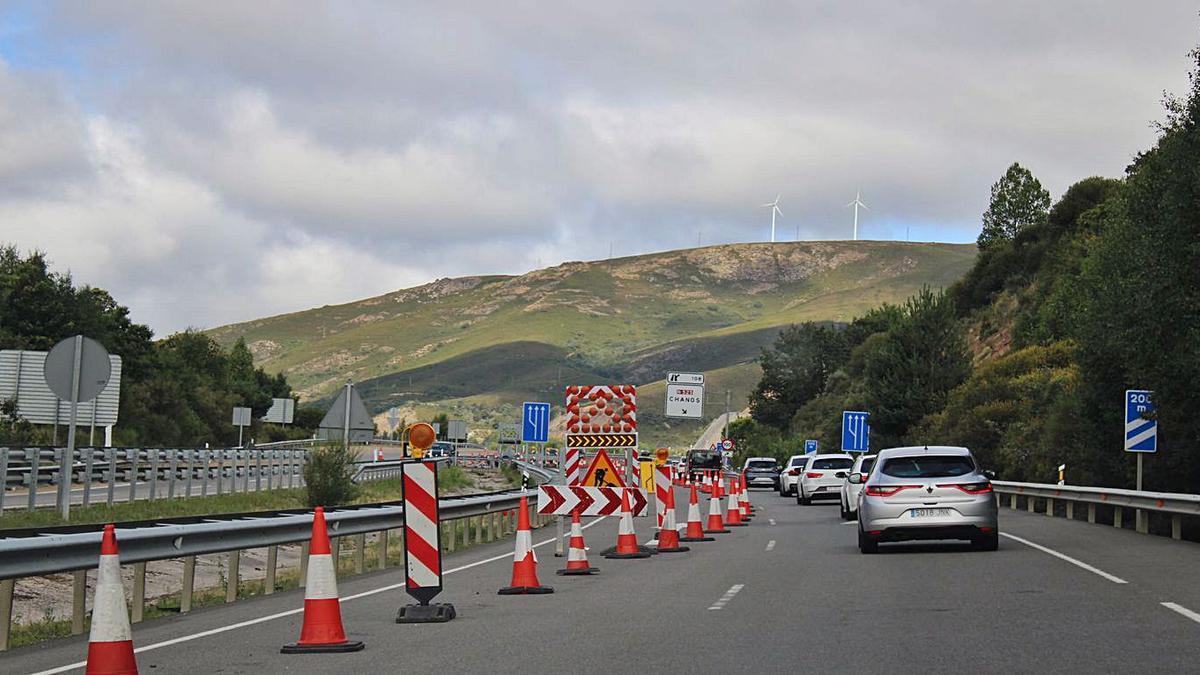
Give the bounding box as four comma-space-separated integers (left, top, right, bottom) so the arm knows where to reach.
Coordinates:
303, 443, 358, 507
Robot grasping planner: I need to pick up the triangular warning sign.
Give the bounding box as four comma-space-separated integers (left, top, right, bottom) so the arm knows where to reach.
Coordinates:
580, 449, 627, 488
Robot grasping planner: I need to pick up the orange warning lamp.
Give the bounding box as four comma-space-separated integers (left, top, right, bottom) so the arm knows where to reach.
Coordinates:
408, 422, 437, 459
655, 448, 670, 465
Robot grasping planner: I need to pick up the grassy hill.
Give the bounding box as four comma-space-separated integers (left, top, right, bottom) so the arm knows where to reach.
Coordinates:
209, 241, 976, 447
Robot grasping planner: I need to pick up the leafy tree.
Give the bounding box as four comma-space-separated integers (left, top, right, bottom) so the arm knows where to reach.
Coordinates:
303, 443, 358, 507
977, 162, 1051, 250
431, 412, 449, 440
749, 323, 848, 429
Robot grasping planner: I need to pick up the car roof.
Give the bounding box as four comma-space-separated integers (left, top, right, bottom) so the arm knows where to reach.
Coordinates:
875, 446, 972, 460
745, 456, 776, 462
808, 453, 853, 459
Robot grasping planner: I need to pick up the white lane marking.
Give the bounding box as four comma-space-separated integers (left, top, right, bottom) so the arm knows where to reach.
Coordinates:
765, 540, 776, 552
29, 517, 610, 675
768, 518, 776, 525
1000, 533, 1128, 584
1161, 602, 1200, 624
708, 584, 744, 611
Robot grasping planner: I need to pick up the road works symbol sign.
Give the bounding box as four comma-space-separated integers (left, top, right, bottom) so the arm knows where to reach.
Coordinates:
580, 449, 627, 488
1124, 390, 1157, 453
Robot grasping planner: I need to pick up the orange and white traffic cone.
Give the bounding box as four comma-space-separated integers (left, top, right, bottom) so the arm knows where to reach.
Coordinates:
85, 524, 138, 675
282, 507, 363, 653
499, 495, 554, 593
681, 483, 715, 542
700, 471, 713, 494
739, 476, 753, 521
557, 509, 598, 575
726, 476, 746, 526
604, 488, 652, 559
656, 484, 690, 553
706, 476, 730, 534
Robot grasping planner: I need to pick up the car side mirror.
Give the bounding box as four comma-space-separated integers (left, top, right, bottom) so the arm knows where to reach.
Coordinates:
848, 473, 862, 484
982, 469, 997, 480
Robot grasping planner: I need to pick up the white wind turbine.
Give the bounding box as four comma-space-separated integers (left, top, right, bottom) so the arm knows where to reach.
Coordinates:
762, 195, 782, 243
847, 189, 868, 241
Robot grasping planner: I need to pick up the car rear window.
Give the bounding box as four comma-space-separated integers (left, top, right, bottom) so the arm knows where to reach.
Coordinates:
747, 460, 777, 469
788, 457, 807, 466
689, 450, 720, 464
881, 456, 975, 478
859, 458, 876, 473
811, 458, 852, 470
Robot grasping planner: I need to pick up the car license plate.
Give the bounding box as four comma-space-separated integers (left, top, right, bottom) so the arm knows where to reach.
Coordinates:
909, 508, 951, 518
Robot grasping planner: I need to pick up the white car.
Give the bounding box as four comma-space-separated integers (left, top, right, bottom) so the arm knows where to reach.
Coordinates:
778, 454, 812, 496
839, 454, 877, 520
796, 453, 854, 505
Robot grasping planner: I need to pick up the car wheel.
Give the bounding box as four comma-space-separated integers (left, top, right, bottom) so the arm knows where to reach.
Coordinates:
858, 526, 878, 554
973, 531, 999, 551
839, 500, 849, 520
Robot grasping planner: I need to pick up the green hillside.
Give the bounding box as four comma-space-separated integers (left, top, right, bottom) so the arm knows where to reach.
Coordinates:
209, 241, 976, 447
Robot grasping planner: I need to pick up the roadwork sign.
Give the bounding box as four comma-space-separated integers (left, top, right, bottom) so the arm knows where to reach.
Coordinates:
566, 433, 638, 448
665, 383, 704, 419
580, 449, 627, 488
1124, 390, 1157, 453
537, 485, 649, 516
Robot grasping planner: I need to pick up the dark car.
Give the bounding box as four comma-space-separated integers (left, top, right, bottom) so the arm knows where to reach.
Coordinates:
742, 457, 781, 490
686, 448, 722, 480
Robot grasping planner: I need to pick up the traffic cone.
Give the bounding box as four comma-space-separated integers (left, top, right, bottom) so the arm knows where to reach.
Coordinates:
656, 484, 690, 552
85, 524, 137, 675
282, 507, 364, 653
706, 477, 730, 534
700, 471, 712, 494
739, 476, 753, 521
681, 483, 715, 541
557, 509, 599, 575
604, 488, 652, 559
499, 495, 554, 593
726, 476, 746, 526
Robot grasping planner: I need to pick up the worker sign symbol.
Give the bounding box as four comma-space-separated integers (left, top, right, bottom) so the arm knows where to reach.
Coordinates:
580, 449, 627, 488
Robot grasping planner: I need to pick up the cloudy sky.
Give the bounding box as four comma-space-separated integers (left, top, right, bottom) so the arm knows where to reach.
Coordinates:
1, 2, 1196, 334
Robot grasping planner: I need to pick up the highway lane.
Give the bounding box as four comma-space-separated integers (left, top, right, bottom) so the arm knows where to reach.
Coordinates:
5, 486, 1199, 673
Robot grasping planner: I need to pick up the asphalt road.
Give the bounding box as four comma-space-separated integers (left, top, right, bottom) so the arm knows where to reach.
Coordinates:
5, 487, 1200, 673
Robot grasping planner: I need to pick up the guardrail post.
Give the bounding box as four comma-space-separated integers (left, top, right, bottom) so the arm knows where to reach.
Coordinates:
1026, 496, 1036, 513
331, 537, 340, 576
0, 448, 8, 517
129, 449, 140, 503
106, 448, 116, 507
0, 578, 14, 652
132, 561, 146, 623
265, 545, 278, 594
377, 530, 388, 570
1008, 493, 1016, 509
1066, 501, 1074, 520
168, 449, 178, 499
72, 569, 87, 635
27, 448, 39, 512
299, 541, 309, 588
475, 516, 483, 545
1113, 507, 1123, 529
255, 450, 263, 492
1088, 503, 1096, 524
354, 533, 365, 574
1136, 510, 1148, 534
462, 518, 471, 548
83, 448, 94, 507
1172, 514, 1182, 540
181, 556, 196, 612
186, 449, 195, 498
1045, 498, 1054, 517
226, 550, 240, 603
149, 450, 159, 501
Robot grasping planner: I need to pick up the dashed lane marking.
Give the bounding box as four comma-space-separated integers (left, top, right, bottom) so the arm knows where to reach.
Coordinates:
708, 584, 745, 611
768, 518, 776, 525
1162, 602, 1200, 625
765, 540, 776, 551
1000, 533, 1128, 584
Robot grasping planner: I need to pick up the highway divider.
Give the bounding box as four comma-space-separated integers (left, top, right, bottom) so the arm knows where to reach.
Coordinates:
993, 480, 1200, 540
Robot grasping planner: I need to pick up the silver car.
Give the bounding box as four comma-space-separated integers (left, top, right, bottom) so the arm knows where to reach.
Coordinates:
839, 454, 876, 520
855, 446, 998, 553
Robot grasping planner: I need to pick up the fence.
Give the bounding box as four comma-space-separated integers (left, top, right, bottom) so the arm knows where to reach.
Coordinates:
993, 480, 1200, 540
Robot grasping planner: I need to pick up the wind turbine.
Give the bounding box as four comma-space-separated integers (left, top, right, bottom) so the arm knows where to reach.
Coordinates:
762, 195, 782, 243
846, 189, 868, 241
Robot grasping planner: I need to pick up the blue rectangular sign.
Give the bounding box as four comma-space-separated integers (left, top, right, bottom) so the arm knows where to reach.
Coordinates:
804, 439, 818, 454
522, 402, 551, 444
1124, 390, 1156, 453
841, 411, 870, 453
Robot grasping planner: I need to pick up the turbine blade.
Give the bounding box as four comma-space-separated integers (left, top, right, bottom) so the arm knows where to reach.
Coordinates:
775, 205, 783, 216
860, 201, 869, 210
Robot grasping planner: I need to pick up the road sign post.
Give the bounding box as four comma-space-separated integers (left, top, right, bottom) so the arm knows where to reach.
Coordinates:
1124, 390, 1156, 533
44, 335, 112, 520
841, 411, 870, 453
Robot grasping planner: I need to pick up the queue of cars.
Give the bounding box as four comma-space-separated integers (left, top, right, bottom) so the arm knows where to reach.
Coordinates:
745, 445, 999, 554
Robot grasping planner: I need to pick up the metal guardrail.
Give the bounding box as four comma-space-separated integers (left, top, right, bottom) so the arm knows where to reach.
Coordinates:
993, 480, 1199, 539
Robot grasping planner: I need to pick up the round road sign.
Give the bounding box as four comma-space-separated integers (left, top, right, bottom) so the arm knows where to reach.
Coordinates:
722, 439, 734, 451
43, 336, 111, 403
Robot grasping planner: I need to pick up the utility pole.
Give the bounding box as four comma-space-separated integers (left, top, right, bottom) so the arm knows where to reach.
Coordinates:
723, 389, 731, 441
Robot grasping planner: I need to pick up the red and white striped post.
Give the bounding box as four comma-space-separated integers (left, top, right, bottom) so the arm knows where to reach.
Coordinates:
655, 465, 671, 533
396, 460, 456, 623
565, 448, 583, 486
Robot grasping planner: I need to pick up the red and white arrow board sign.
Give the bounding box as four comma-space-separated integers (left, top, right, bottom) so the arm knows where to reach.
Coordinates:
537, 485, 649, 517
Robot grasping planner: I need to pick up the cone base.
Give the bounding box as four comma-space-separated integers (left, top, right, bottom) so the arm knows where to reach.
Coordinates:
602, 550, 652, 559
705, 528, 731, 534
599, 544, 656, 556
396, 603, 456, 623
656, 545, 690, 552
282, 640, 365, 654
556, 567, 600, 575
726, 522, 747, 527
498, 585, 555, 594
680, 535, 716, 542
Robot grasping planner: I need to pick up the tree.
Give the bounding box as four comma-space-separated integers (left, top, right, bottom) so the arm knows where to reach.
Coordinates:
977, 162, 1051, 250
749, 323, 848, 429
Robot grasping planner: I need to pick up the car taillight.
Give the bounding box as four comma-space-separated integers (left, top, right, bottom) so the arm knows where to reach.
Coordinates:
786, 468, 800, 476
864, 484, 919, 497
805, 472, 823, 479
940, 482, 993, 495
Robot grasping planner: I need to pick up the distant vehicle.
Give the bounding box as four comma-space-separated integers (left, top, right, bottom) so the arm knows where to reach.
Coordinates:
686, 448, 722, 480
741, 457, 780, 489
839, 454, 877, 520
796, 453, 853, 505
778, 454, 811, 496
856, 446, 998, 554
427, 441, 456, 458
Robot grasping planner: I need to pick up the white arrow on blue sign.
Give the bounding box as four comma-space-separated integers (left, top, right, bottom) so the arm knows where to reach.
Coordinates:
804, 439, 818, 454
1124, 390, 1156, 453
841, 411, 870, 453
522, 402, 551, 444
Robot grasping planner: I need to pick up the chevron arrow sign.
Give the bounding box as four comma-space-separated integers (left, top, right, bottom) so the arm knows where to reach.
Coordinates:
565, 433, 638, 448
536, 486, 649, 516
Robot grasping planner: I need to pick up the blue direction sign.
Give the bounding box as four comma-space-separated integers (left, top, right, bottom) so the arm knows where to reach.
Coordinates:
1124, 390, 1156, 453
522, 402, 551, 444
804, 439, 818, 454
841, 411, 870, 453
